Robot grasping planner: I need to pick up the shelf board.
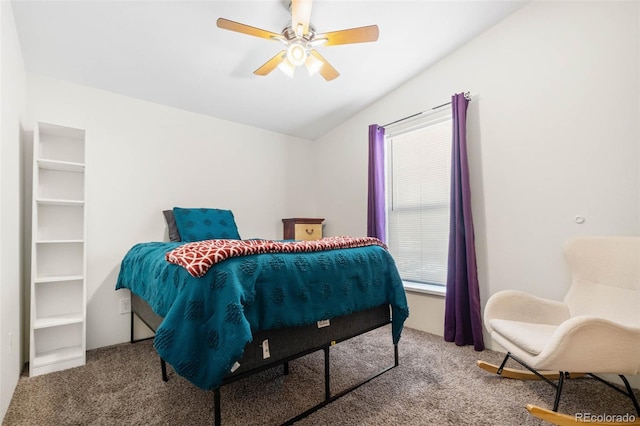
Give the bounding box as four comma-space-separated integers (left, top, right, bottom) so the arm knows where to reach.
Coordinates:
38, 159, 84, 173
34, 313, 83, 329
34, 275, 84, 283
36, 198, 84, 206
32, 345, 84, 369
36, 239, 84, 244
38, 122, 85, 140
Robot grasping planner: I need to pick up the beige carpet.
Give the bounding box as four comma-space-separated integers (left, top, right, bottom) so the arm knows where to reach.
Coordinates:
4, 326, 638, 425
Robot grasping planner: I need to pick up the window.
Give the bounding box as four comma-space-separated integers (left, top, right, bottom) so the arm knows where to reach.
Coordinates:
385, 109, 452, 289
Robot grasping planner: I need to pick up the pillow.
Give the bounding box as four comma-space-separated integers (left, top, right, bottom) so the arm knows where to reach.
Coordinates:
172, 207, 241, 242
163, 210, 181, 242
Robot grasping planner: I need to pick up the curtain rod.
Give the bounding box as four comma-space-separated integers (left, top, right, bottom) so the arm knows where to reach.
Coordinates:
381, 91, 471, 128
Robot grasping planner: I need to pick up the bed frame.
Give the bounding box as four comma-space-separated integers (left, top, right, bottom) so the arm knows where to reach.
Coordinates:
131, 293, 399, 425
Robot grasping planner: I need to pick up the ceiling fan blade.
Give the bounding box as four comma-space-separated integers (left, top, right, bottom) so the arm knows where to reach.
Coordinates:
291, 0, 313, 36
217, 18, 281, 41
315, 25, 379, 46
310, 50, 339, 81
254, 51, 287, 76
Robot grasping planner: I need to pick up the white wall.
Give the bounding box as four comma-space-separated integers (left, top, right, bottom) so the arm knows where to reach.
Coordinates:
0, 0, 27, 420
25, 74, 317, 350
315, 1, 639, 341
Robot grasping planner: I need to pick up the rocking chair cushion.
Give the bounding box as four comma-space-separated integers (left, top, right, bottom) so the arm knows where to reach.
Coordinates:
489, 320, 558, 356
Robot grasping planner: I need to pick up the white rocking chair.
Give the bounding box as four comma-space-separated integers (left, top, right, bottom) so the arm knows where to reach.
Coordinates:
478, 236, 640, 425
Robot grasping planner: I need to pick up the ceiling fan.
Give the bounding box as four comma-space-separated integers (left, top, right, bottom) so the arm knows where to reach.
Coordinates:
216, 0, 379, 81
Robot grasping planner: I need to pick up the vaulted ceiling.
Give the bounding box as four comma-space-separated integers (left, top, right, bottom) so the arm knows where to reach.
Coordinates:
12, 1, 527, 139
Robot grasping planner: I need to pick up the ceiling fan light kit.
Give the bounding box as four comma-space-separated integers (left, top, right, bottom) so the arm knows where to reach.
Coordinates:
304, 53, 323, 76
287, 42, 307, 66
277, 57, 296, 78
216, 0, 379, 81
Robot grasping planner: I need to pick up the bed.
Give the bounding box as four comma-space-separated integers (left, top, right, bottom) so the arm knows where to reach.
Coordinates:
115, 208, 409, 425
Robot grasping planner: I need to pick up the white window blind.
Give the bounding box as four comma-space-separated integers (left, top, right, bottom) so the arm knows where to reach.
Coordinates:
386, 111, 452, 286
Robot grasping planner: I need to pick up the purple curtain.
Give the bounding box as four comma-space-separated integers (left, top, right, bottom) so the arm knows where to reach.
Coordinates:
367, 124, 386, 241
444, 93, 484, 351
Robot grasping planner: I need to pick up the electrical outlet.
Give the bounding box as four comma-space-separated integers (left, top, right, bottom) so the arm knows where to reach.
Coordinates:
119, 298, 131, 314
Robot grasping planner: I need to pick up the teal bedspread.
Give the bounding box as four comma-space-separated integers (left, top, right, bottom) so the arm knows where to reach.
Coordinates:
115, 241, 409, 390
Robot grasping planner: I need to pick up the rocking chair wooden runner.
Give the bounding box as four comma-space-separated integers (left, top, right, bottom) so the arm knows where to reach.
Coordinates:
477, 236, 640, 425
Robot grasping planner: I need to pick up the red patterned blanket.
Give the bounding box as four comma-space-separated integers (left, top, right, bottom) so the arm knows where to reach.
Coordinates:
166, 236, 387, 277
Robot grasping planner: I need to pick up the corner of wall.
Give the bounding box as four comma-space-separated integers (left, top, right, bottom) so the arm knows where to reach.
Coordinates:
1, 0, 28, 421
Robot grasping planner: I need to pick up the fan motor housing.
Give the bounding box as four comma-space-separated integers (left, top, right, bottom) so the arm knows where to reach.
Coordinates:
282, 24, 316, 42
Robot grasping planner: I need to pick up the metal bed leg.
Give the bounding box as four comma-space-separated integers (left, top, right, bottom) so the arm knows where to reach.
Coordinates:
161, 358, 168, 382
130, 311, 134, 343
394, 344, 399, 367
283, 341, 399, 425
214, 388, 221, 426
324, 346, 331, 400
